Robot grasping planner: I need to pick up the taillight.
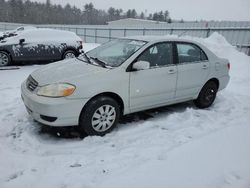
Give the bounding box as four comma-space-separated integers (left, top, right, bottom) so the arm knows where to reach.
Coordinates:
227, 63, 230, 70
77, 40, 83, 49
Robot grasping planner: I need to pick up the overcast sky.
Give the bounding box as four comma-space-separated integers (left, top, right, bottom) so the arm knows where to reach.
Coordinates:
37, 0, 250, 21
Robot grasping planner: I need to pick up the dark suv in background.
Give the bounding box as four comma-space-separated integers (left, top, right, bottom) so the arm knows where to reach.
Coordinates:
0, 28, 83, 66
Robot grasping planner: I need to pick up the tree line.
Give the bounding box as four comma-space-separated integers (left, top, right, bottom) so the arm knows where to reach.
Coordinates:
0, 0, 172, 25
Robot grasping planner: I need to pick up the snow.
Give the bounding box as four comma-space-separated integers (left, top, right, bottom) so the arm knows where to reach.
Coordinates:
100, 123, 250, 188
0, 33, 250, 188
2, 28, 82, 45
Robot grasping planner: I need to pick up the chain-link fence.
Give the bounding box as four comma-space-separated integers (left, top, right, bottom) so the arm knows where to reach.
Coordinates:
1, 22, 250, 55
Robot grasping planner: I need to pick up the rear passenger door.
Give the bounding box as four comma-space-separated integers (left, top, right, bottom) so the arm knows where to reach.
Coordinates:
41, 31, 64, 61
175, 42, 210, 99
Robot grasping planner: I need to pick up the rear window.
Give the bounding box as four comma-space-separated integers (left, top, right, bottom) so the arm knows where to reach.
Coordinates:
177, 43, 208, 63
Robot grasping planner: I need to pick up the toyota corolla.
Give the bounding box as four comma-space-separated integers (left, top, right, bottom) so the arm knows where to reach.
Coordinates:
21, 36, 230, 136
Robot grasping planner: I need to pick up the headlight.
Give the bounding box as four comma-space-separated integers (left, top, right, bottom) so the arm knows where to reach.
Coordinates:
37, 83, 75, 97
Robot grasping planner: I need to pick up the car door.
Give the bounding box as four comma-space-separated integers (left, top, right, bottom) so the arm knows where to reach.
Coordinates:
129, 42, 177, 112
26, 30, 58, 61
12, 31, 46, 61
41, 30, 64, 61
11, 35, 34, 61
175, 42, 210, 99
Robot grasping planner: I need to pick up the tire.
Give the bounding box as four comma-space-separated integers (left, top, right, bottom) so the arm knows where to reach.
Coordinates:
79, 96, 120, 136
63, 50, 76, 59
0, 51, 11, 66
194, 81, 218, 109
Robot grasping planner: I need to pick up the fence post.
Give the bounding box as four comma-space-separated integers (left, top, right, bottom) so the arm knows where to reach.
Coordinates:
95, 28, 97, 43
84, 28, 86, 42
124, 29, 127, 37
76, 28, 78, 35
206, 28, 211, 37
170, 28, 173, 35
143, 28, 146, 35
109, 29, 111, 41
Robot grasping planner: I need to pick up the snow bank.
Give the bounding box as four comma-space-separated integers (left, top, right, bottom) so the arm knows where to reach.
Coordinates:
100, 123, 250, 188
201, 33, 250, 94
0, 34, 250, 188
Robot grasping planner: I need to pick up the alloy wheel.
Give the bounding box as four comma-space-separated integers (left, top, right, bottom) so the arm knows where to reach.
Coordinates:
91, 105, 116, 132
64, 52, 76, 59
0, 52, 9, 66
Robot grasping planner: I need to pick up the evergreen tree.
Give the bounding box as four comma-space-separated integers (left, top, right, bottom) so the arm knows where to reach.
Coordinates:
0, 1, 171, 25
140, 12, 145, 19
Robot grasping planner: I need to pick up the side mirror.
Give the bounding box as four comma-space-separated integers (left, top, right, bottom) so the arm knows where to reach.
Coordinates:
132, 60, 150, 71
19, 38, 25, 44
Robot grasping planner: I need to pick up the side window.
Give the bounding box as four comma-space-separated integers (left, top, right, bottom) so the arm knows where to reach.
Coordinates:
137, 43, 173, 68
177, 43, 208, 63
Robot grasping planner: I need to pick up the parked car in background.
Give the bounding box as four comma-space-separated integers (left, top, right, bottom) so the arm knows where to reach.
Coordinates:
0, 28, 83, 66
21, 36, 230, 136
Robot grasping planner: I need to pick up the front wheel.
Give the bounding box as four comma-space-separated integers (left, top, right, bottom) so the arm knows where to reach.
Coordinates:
79, 96, 120, 136
194, 81, 218, 109
0, 51, 11, 66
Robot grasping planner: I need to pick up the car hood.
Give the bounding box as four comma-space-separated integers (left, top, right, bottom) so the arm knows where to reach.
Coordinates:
31, 58, 108, 85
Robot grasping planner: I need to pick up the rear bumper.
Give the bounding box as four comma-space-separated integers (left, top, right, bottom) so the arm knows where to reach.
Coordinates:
218, 75, 230, 91
21, 81, 89, 127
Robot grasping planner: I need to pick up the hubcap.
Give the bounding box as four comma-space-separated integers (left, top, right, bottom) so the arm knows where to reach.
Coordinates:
64, 52, 75, 59
91, 105, 116, 132
0, 53, 9, 66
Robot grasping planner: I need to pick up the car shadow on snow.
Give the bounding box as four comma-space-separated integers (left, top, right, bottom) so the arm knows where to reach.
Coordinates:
38, 101, 194, 139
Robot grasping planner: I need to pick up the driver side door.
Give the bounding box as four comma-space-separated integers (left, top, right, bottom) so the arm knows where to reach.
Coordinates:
129, 42, 177, 112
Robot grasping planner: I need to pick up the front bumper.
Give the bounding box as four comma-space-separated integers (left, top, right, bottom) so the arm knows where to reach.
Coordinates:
21, 81, 89, 127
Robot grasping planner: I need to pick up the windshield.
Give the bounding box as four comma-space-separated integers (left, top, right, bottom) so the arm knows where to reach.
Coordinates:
0, 32, 18, 41
84, 39, 147, 67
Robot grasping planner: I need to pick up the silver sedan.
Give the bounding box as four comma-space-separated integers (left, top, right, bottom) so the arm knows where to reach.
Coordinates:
21, 36, 230, 136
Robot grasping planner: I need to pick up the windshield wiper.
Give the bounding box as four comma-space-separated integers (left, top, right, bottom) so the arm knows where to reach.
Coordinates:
77, 51, 91, 64
90, 57, 107, 68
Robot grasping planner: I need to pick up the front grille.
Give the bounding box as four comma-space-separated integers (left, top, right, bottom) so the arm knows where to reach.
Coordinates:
26, 75, 38, 92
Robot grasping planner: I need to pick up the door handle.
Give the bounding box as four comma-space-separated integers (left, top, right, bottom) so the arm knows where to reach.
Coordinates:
168, 69, 176, 74
202, 64, 208, 69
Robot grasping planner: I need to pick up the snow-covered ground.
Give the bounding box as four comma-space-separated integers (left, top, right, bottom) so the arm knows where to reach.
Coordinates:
0, 34, 250, 188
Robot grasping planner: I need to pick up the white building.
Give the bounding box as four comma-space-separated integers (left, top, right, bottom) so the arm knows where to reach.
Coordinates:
107, 18, 167, 27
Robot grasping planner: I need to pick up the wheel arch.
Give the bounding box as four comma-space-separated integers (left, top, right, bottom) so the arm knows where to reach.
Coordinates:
195, 78, 220, 99
207, 78, 219, 89
62, 48, 78, 59
78, 92, 125, 124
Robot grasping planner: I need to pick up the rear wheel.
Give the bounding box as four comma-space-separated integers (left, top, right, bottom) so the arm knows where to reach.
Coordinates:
0, 51, 11, 66
63, 50, 76, 59
194, 81, 218, 109
79, 96, 120, 136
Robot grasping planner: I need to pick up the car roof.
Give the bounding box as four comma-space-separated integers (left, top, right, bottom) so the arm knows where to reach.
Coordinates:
22, 28, 73, 34
123, 35, 198, 43
18, 28, 79, 38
